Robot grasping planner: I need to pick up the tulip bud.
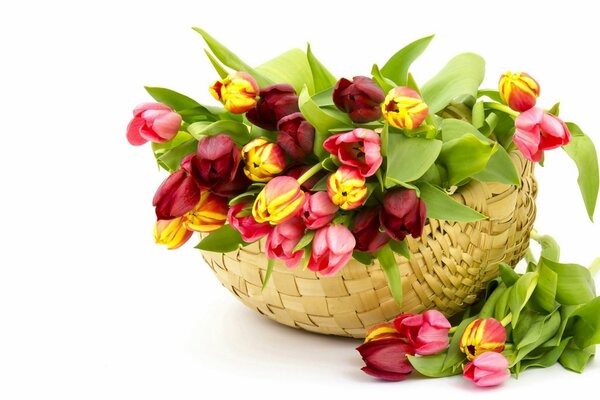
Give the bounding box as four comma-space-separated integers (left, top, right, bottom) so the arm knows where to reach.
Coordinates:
276, 112, 315, 161
351, 207, 390, 253
498, 71, 540, 112
301, 192, 338, 230
190, 134, 242, 195
459, 318, 507, 361
227, 202, 271, 243
127, 103, 182, 146
209, 71, 259, 114
252, 176, 305, 225
246, 84, 299, 130
265, 217, 305, 268
323, 128, 383, 177
463, 352, 510, 387
182, 192, 228, 232
356, 339, 415, 381
326, 166, 367, 210
382, 87, 429, 130
153, 155, 201, 220
154, 217, 193, 250
333, 76, 385, 123
513, 107, 571, 162
380, 189, 426, 241
241, 138, 286, 182
393, 310, 451, 356
307, 224, 356, 276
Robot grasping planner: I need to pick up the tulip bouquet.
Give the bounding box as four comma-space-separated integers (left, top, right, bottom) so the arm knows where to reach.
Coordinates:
127, 29, 598, 307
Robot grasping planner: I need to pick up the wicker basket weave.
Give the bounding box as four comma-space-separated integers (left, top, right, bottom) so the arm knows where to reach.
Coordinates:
201, 152, 537, 338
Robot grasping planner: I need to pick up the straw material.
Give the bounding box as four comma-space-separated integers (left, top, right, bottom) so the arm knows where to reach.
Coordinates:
201, 152, 537, 338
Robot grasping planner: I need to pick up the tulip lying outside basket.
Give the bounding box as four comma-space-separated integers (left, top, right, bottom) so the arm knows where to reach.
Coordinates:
127, 29, 600, 386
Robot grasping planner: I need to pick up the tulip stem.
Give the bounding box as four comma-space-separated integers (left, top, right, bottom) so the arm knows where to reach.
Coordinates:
297, 163, 324, 185
500, 313, 512, 327
448, 326, 458, 334
484, 102, 519, 117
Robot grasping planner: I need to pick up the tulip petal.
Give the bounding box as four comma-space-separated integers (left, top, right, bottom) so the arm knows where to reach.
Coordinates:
361, 366, 410, 381
126, 117, 148, 146
152, 111, 182, 140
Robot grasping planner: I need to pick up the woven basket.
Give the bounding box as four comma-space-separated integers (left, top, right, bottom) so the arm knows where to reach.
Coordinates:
202, 152, 537, 338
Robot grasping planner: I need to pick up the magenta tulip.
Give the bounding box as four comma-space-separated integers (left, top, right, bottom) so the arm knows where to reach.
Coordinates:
301, 192, 338, 230
333, 76, 385, 123
513, 107, 571, 162
126, 103, 181, 146
393, 310, 451, 355
190, 134, 242, 195
323, 128, 382, 177
153, 155, 200, 220
307, 225, 355, 276
381, 189, 426, 241
351, 207, 390, 253
463, 352, 510, 387
277, 112, 315, 160
356, 339, 415, 381
246, 84, 300, 130
265, 217, 305, 268
227, 202, 272, 243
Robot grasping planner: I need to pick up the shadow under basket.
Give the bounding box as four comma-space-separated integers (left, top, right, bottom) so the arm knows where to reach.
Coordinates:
201, 152, 537, 338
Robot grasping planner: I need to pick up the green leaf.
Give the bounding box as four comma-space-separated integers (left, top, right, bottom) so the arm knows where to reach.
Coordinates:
389, 239, 411, 260
499, 263, 520, 286
380, 123, 389, 157
376, 244, 403, 307
519, 337, 571, 372
380, 35, 434, 86
572, 296, 600, 348
256, 49, 314, 94
438, 133, 498, 186
262, 258, 275, 290
306, 44, 336, 93
385, 134, 442, 188
512, 311, 561, 366
407, 353, 461, 378
187, 120, 250, 146
546, 305, 579, 347
144, 86, 201, 111
509, 272, 539, 327
152, 130, 193, 159
228, 190, 259, 206
416, 182, 487, 222
559, 344, 595, 373
530, 263, 558, 313
195, 225, 247, 252
293, 230, 315, 252
477, 89, 503, 103
421, 53, 485, 113
203, 48, 229, 79
479, 284, 507, 318
540, 258, 596, 305
352, 251, 373, 265
156, 138, 197, 172
370, 64, 395, 93
531, 232, 561, 262
493, 286, 512, 321
312, 87, 334, 107
472, 101, 485, 129
442, 317, 475, 370
563, 123, 599, 221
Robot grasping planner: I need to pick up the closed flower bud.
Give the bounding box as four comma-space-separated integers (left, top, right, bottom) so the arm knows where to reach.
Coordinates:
356, 339, 415, 381
153, 155, 201, 220
326, 166, 367, 210
246, 84, 299, 130
182, 192, 228, 232
380, 189, 426, 241
513, 107, 571, 162
308, 224, 356, 276
276, 112, 315, 160
351, 206, 390, 253
241, 138, 286, 182
190, 134, 242, 195
265, 217, 305, 268
127, 102, 181, 146
209, 71, 259, 114
463, 352, 510, 387
333, 76, 385, 123
393, 310, 451, 356
227, 202, 271, 243
301, 192, 338, 230
252, 176, 305, 225
323, 128, 382, 177
382, 87, 429, 130
154, 217, 193, 250
498, 71, 540, 112
459, 318, 507, 361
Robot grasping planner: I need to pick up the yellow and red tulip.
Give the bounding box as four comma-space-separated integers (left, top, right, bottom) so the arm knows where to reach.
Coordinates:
364, 322, 403, 343
241, 138, 286, 182
182, 192, 228, 233
326, 166, 367, 210
209, 71, 259, 114
252, 176, 305, 225
498, 71, 540, 112
459, 318, 507, 361
382, 86, 429, 130
154, 217, 193, 250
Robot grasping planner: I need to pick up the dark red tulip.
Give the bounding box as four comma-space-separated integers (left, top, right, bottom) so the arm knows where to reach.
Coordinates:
246, 84, 299, 130
356, 339, 415, 381
381, 189, 426, 241
190, 134, 241, 195
351, 206, 390, 253
333, 76, 385, 123
277, 112, 315, 160
153, 155, 200, 220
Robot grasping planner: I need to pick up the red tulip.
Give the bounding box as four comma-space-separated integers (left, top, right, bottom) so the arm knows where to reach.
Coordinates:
459, 318, 507, 360
246, 84, 299, 130
227, 202, 272, 243
351, 206, 390, 253
265, 217, 305, 268
393, 310, 451, 355
241, 138, 286, 182
277, 112, 315, 160
364, 322, 404, 343
126, 103, 181, 146
301, 192, 338, 230
333, 76, 385, 123
463, 352, 510, 387
327, 166, 368, 210
513, 107, 571, 162
153, 155, 201, 220
381, 189, 426, 241
356, 339, 415, 381
190, 134, 242, 195
323, 128, 382, 177
307, 224, 355, 276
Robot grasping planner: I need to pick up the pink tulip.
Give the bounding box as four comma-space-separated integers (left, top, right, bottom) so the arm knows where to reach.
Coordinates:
513, 107, 571, 162
126, 103, 181, 145
356, 339, 415, 381
323, 128, 383, 177
393, 310, 451, 355
463, 352, 510, 387
153, 154, 200, 220
301, 192, 338, 229
227, 202, 272, 243
307, 225, 356, 276
265, 217, 305, 268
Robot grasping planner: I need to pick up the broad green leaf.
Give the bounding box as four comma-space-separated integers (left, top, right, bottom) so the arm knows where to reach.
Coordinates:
385, 134, 442, 187
156, 138, 197, 172
499, 263, 520, 286
177, 106, 220, 123
192, 28, 272, 87
407, 353, 461, 378
312, 87, 334, 107
416, 182, 487, 222
262, 258, 275, 290
563, 123, 599, 221
152, 130, 193, 159
376, 244, 403, 307
145, 86, 201, 111
195, 225, 247, 252
438, 134, 498, 186
380, 123, 389, 157
306, 44, 336, 93
493, 286, 512, 321
509, 272, 538, 327
519, 337, 571, 372
256, 49, 314, 94
352, 251, 373, 266
512, 310, 560, 365
187, 120, 250, 146
540, 258, 596, 305
479, 284, 507, 318
477, 89, 503, 103
572, 296, 600, 348
293, 230, 315, 252
472, 101, 485, 129
559, 344, 596, 373
531, 233, 561, 262
442, 317, 475, 370
421, 53, 485, 113
381, 35, 434, 86
530, 263, 558, 313
371, 64, 395, 93
389, 239, 411, 260
545, 305, 579, 347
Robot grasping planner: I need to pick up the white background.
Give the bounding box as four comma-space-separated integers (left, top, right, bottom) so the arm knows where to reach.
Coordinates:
1, 0, 599, 398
